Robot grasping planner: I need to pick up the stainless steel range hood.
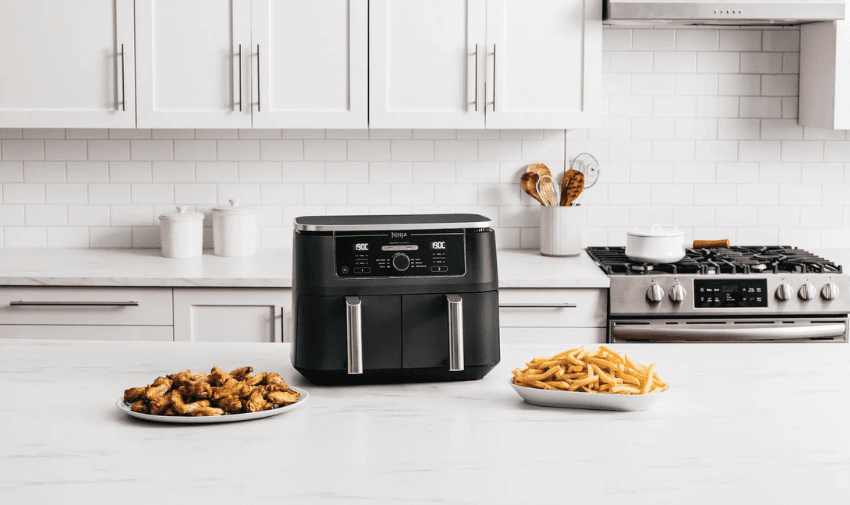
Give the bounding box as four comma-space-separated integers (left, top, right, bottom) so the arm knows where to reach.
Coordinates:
604, 0, 846, 26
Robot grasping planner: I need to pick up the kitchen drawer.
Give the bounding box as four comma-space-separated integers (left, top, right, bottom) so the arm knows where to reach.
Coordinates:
0, 325, 173, 341
173, 288, 289, 343
500, 327, 605, 345
499, 288, 606, 328
0, 287, 173, 326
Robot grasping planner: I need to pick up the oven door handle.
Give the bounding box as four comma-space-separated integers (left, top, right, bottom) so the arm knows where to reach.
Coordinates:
612, 322, 847, 341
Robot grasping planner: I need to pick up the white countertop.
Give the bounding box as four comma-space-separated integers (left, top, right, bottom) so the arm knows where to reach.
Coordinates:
1, 340, 847, 503
0, 248, 610, 289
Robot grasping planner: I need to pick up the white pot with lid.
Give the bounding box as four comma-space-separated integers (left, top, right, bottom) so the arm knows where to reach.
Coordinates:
625, 224, 685, 264
159, 206, 204, 258
212, 199, 257, 257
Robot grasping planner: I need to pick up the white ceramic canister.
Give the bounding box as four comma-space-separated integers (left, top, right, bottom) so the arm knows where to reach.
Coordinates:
212, 199, 257, 257
159, 206, 204, 258
539, 205, 585, 257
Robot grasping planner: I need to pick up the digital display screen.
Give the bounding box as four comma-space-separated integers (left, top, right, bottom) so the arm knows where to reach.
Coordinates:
694, 279, 768, 308
431, 241, 446, 250
354, 243, 368, 251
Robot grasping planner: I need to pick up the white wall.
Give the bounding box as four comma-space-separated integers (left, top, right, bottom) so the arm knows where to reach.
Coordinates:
0, 26, 848, 250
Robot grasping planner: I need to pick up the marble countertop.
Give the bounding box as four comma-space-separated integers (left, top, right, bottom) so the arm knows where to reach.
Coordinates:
0, 340, 847, 503
0, 248, 610, 289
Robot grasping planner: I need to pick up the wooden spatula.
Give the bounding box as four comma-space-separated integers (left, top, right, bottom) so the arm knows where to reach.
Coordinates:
521, 172, 547, 205
561, 171, 585, 206
538, 174, 558, 206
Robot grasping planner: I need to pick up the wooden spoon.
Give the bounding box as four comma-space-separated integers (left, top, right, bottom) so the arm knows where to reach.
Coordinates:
521, 172, 548, 205
560, 168, 580, 199
526, 162, 553, 180
562, 171, 585, 206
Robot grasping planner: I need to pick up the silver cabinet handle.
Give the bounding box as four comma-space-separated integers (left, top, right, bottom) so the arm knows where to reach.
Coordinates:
118, 43, 126, 112
492, 44, 497, 112
446, 294, 464, 372
474, 44, 479, 112
237, 44, 243, 112
11, 301, 139, 307
256, 44, 261, 112
345, 296, 363, 374
612, 322, 847, 341
499, 303, 577, 308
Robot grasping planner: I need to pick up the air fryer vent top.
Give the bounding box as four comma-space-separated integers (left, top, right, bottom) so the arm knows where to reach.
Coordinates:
294, 213, 492, 232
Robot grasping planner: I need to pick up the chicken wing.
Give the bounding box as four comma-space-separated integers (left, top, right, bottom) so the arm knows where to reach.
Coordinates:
266, 390, 300, 406
124, 386, 147, 403
130, 400, 149, 414
244, 389, 267, 413
191, 407, 224, 417
229, 366, 253, 379
217, 395, 242, 414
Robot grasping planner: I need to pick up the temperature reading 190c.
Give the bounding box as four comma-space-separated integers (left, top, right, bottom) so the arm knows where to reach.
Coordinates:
354, 243, 368, 251
431, 241, 446, 250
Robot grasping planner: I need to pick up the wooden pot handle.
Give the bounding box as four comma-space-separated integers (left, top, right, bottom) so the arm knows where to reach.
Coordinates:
693, 239, 730, 249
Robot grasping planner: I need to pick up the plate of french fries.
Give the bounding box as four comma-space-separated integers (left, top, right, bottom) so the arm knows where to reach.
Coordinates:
510, 346, 668, 411
117, 366, 308, 424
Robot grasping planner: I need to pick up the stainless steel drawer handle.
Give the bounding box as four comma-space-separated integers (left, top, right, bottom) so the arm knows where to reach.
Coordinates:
446, 294, 464, 372
237, 43, 243, 112
345, 296, 363, 375
10, 301, 140, 307
499, 303, 577, 308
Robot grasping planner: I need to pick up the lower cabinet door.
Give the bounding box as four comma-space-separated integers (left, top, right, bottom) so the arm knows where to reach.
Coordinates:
294, 295, 402, 371
173, 288, 290, 343
0, 325, 173, 341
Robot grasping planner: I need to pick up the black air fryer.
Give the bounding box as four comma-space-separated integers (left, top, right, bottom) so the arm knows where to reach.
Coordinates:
291, 214, 500, 385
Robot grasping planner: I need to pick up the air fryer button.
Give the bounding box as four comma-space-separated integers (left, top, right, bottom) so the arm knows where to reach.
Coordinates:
340, 266, 349, 274
430, 266, 448, 273
354, 267, 371, 274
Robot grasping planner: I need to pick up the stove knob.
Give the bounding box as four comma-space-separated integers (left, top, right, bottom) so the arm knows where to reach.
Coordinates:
822, 282, 840, 301
775, 283, 793, 301
392, 253, 411, 272
668, 284, 686, 303
798, 283, 816, 301
646, 284, 664, 303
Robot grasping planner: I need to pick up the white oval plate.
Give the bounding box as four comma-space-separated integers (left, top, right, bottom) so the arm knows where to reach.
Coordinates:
116, 386, 309, 424
510, 380, 666, 412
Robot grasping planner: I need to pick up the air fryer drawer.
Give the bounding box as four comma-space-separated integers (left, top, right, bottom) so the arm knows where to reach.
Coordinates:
295, 295, 402, 371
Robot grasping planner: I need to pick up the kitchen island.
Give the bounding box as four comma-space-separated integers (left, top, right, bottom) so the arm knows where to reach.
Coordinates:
1, 340, 847, 503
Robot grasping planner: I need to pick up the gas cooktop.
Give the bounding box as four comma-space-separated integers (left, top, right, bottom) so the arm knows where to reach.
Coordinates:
586, 246, 843, 276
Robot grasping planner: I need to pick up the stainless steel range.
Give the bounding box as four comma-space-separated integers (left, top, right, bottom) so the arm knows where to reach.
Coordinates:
586, 246, 849, 343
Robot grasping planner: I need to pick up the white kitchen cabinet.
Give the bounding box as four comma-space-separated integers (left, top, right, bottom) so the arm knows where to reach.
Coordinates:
135, 0, 252, 128
499, 288, 607, 344
370, 0, 600, 130
370, 0, 487, 129
173, 288, 290, 343
485, 0, 601, 129
800, 20, 850, 129
0, 287, 173, 341
0, 0, 136, 128
252, 0, 368, 128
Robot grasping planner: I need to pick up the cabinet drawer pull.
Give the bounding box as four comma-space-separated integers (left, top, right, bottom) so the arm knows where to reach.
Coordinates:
499, 303, 577, 308
10, 301, 140, 307
492, 44, 497, 112
118, 43, 126, 112
474, 43, 479, 112
237, 43, 243, 112
256, 44, 261, 112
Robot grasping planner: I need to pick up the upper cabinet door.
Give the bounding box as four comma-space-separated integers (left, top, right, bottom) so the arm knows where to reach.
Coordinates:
0, 0, 135, 128
252, 0, 367, 129
370, 0, 486, 129
485, 0, 601, 129
135, 0, 251, 128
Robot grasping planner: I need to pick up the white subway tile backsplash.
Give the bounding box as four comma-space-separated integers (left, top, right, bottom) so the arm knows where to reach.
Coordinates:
89, 140, 129, 161
672, 206, 715, 227
824, 142, 850, 162
69, 205, 110, 226
673, 162, 716, 183
4, 183, 44, 204
152, 162, 194, 183
217, 140, 259, 161
47, 227, 89, 248
675, 74, 718, 95
781, 141, 823, 162
651, 183, 694, 205
822, 184, 850, 205
0, 205, 25, 225
801, 162, 844, 184
391, 140, 434, 161
348, 140, 390, 161
631, 118, 675, 140
131, 184, 174, 205
674, 118, 718, 140
391, 184, 434, 205
413, 162, 456, 183
697, 52, 739, 73
653, 140, 695, 162
740, 52, 783, 74
238, 129, 281, 140
757, 205, 800, 227
653, 52, 697, 73
456, 162, 500, 184
109, 162, 151, 183
326, 162, 369, 183
478, 140, 522, 161
718, 30, 761, 52
717, 162, 759, 183
259, 140, 303, 161
2, 140, 44, 161
5, 227, 47, 248
370, 129, 412, 140
761, 74, 798, 97
608, 140, 652, 162
739, 141, 781, 162
610, 183, 651, 204
45, 140, 87, 161
152, 129, 194, 140
695, 96, 739, 118
740, 97, 783, 118
676, 30, 718, 51
435, 140, 478, 161
304, 183, 347, 205
369, 162, 413, 183
609, 95, 653, 117
46, 183, 87, 204
630, 162, 673, 183
413, 129, 456, 140
23, 129, 64, 140
174, 140, 217, 161
89, 227, 132, 248
632, 74, 675, 95
174, 183, 216, 204
66, 162, 108, 183
24, 162, 65, 182
196, 162, 239, 183
737, 183, 779, 205
803, 126, 845, 141
779, 184, 821, 205
718, 118, 759, 140
195, 129, 239, 140
238, 162, 282, 183
327, 129, 370, 140
130, 140, 173, 161
609, 51, 653, 73
478, 184, 521, 206
217, 184, 262, 204
718, 74, 760, 96
716, 205, 757, 227
261, 184, 304, 205
800, 206, 842, 227
629, 205, 672, 226
781, 97, 799, 119
653, 96, 696, 117
632, 29, 675, 51
694, 184, 737, 205
282, 162, 325, 182
760, 119, 803, 140
110, 129, 150, 140
762, 30, 799, 52
759, 162, 801, 183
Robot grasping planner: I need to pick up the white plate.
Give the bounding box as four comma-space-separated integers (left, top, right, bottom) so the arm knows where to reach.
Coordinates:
116, 386, 309, 424
509, 379, 666, 412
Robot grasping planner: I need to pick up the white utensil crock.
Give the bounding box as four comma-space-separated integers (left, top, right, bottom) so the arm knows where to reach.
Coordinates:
212, 199, 257, 257
159, 206, 204, 258
539, 205, 584, 257
625, 224, 685, 263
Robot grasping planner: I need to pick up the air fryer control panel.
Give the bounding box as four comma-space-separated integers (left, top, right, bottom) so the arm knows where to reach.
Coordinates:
335, 231, 466, 277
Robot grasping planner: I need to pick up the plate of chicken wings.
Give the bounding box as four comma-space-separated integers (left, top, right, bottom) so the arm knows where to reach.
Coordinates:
117, 366, 309, 424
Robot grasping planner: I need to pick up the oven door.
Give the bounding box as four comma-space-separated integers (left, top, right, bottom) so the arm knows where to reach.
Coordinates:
610, 316, 849, 343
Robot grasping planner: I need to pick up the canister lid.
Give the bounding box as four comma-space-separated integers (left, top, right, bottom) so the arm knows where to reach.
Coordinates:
159, 206, 204, 222
213, 199, 256, 215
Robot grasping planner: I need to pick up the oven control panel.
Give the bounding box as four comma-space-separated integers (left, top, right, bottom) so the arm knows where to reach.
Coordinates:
335, 231, 466, 278
694, 279, 768, 308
